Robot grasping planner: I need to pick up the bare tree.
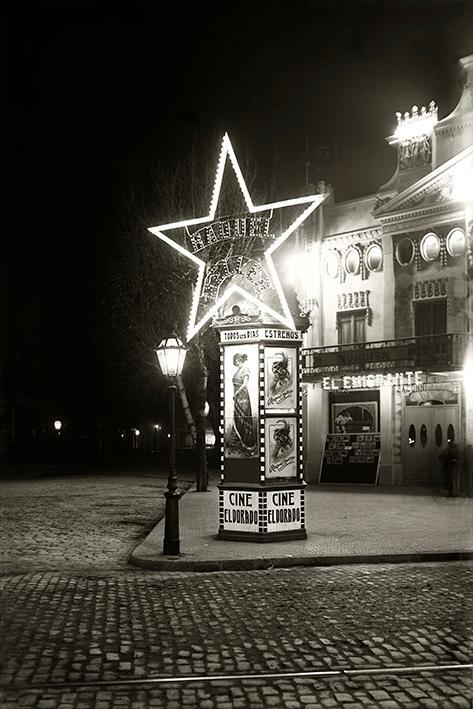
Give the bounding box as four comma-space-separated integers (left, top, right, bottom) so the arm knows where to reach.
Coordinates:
104, 136, 265, 490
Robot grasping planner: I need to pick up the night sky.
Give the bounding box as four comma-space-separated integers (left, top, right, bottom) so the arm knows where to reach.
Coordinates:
4, 0, 473, 425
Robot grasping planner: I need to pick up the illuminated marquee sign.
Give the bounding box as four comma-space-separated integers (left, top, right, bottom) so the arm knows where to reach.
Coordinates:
204, 257, 272, 301
220, 328, 303, 343
189, 217, 272, 252
220, 489, 304, 534
222, 490, 259, 532
322, 371, 424, 391
148, 133, 325, 341
267, 490, 302, 532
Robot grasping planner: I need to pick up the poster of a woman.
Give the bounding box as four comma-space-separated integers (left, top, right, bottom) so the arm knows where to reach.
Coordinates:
224, 345, 258, 458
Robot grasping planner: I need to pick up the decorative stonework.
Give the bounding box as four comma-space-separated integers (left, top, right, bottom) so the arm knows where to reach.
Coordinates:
435, 118, 473, 137
323, 228, 382, 250
337, 290, 370, 310
372, 194, 392, 213
393, 103, 437, 171
414, 238, 421, 271
398, 136, 432, 171
412, 278, 448, 301
467, 216, 473, 274
394, 102, 438, 142
374, 145, 473, 222
439, 235, 448, 267
297, 296, 318, 315
381, 207, 465, 235
214, 308, 263, 326
323, 238, 384, 283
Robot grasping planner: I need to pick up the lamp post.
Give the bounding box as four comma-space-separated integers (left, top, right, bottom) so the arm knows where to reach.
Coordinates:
156, 334, 188, 556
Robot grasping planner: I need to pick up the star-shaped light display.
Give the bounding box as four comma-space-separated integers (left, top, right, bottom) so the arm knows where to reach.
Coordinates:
148, 133, 325, 341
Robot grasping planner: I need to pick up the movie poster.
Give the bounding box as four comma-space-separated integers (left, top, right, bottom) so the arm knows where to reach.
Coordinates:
224, 344, 259, 459
331, 402, 378, 434
265, 417, 298, 478
265, 347, 297, 411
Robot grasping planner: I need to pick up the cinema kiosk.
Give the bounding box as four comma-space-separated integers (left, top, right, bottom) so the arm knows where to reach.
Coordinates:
217, 322, 307, 542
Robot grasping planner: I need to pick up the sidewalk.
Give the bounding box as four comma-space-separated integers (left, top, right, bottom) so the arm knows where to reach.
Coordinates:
130, 476, 473, 572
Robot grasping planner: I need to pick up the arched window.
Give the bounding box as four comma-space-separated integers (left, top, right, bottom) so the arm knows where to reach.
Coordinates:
420, 424, 428, 447
447, 423, 455, 444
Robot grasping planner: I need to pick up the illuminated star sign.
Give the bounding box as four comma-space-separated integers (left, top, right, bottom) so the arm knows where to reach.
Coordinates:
148, 133, 326, 341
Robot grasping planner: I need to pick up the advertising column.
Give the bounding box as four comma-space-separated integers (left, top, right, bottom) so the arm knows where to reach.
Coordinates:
217, 324, 307, 542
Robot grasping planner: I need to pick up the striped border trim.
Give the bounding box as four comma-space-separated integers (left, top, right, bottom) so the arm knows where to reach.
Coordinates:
218, 489, 225, 530
259, 344, 266, 482
298, 344, 305, 482
259, 490, 267, 534
300, 488, 306, 529
220, 347, 225, 481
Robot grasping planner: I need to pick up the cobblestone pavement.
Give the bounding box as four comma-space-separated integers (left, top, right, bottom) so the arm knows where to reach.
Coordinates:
1, 563, 472, 707
1, 475, 472, 707
0, 473, 192, 573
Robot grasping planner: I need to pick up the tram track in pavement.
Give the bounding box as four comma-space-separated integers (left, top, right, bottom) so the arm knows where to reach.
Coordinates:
3, 662, 472, 692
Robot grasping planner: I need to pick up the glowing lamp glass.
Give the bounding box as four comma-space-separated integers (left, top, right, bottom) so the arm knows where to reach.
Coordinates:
420, 232, 440, 262
324, 250, 339, 279
446, 228, 466, 257
53, 420, 62, 431
344, 248, 360, 276
156, 336, 188, 378
205, 429, 216, 446
365, 244, 383, 272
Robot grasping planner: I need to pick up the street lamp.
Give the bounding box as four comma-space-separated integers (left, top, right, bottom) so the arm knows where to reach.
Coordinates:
53, 420, 63, 435
156, 334, 188, 555
131, 427, 140, 450
153, 424, 162, 453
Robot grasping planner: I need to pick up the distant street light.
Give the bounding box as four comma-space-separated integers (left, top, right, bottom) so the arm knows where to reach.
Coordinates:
53, 420, 63, 434
131, 427, 140, 450
153, 424, 162, 453
156, 334, 188, 556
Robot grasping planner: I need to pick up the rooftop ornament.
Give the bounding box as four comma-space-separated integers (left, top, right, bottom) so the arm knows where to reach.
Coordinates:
393, 101, 438, 142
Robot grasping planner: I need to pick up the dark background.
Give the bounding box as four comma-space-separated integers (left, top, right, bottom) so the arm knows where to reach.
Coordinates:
2, 0, 473, 462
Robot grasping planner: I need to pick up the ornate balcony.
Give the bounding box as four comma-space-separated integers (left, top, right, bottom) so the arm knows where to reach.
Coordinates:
302, 333, 473, 378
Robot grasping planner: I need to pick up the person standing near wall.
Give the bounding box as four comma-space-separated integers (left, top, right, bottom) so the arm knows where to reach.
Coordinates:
439, 440, 460, 497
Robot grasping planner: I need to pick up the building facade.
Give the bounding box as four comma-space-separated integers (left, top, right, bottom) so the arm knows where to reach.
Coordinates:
300, 54, 473, 490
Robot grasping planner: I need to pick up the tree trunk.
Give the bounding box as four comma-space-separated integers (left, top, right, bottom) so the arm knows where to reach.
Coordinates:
176, 374, 197, 447
208, 401, 221, 469
195, 337, 208, 492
